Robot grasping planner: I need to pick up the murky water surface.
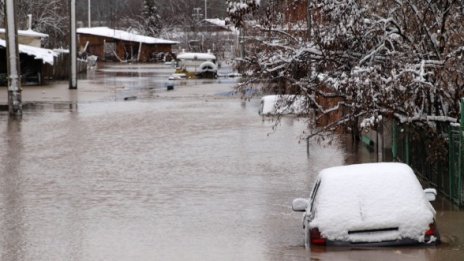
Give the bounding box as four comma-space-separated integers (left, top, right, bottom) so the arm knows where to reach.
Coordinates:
0, 64, 463, 260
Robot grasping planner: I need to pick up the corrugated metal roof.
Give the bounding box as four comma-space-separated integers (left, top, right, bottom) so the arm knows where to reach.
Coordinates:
77, 27, 178, 45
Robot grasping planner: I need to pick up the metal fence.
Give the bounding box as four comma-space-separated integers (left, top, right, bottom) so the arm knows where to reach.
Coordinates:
392, 120, 463, 207
449, 123, 464, 206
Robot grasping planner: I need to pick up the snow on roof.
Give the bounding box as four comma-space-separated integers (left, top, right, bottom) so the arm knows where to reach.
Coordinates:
311, 162, 435, 243
204, 18, 231, 30
0, 39, 57, 65
203, 18, 237, 32
176, 52, 216, 61
205, 18, 227, 28
0, 28, 48, 38
77, 27, 178, 45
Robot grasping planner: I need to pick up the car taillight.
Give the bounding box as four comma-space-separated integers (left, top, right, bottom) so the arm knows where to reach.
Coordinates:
310, 227, 326, 245
425, 223, 436, 236
424, 222, 438, 242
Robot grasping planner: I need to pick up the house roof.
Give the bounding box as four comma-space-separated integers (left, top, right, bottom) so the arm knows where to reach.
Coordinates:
77, 27, 178, 45
0, 39, 57, 65
0, 28, 48, 38
202, 19, 237, 32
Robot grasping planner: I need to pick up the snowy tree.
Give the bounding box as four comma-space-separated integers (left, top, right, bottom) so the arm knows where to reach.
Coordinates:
0, 0, 67, 48
228, 0, 464, 159
226, 0, 261, 27
23, 0, 67, 46
142, 0, 162, 37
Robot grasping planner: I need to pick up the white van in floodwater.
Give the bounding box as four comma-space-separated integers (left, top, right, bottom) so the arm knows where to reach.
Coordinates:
176, 51, 218, 78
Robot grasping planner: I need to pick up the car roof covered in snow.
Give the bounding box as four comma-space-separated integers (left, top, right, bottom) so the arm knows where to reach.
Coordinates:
77, 27, 178, 45
311, 162, 435, 241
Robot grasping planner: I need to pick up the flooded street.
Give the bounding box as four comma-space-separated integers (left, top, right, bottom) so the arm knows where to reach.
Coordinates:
0, 64, 463, 260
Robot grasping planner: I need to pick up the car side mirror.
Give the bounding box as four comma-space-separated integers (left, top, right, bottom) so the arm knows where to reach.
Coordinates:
292, 198, 310, 212
424, 188, 437, 202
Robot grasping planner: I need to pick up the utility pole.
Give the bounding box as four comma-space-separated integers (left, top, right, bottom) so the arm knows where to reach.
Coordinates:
69, 0, 77, 89
204, 0, 207, 19
192, 7, 203, 22
5, 0, 22, 116
88, 0, 91, 27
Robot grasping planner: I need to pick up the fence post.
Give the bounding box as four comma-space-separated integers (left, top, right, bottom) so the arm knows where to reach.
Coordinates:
405, 127, 410, 165
460, 98, 464, 206
461, 98, 464, 126
392, 121, 398, 161
306, 137, 310, 158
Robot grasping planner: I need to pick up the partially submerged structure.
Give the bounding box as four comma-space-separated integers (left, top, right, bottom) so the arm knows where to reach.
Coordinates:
176, 50, 218, 78
0, 14, 85, 85
0, 29, 48, 48
0, 31, 57, 85
77, 27, 178, 62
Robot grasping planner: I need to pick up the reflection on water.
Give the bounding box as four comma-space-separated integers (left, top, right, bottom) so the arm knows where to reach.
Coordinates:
1, 118, 25, 261
0, 66, 462, 260
83, 63, 241, 101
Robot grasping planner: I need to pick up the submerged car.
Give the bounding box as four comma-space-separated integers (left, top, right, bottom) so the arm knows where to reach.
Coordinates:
292, 162, 439, 247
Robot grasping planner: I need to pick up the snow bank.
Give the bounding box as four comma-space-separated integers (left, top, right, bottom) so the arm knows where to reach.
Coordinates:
310, 163, 435, 243
77, 27, 178, 45
0, 39, 57, 65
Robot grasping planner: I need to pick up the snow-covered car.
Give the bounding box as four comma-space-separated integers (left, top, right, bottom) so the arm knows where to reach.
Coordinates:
258, 95, 307, 116
292, 162, 440, 247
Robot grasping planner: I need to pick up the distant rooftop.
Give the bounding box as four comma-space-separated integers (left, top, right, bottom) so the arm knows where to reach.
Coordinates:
77, 27, 178, 45
0, 28, 48, 38
202, 18, 237, 32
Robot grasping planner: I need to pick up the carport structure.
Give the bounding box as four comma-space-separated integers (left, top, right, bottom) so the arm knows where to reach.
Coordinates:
77, 27, 178, 63
0, 39, 56, 85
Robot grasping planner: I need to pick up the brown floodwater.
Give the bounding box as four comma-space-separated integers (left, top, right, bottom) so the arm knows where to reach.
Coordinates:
0, 64, 462, 260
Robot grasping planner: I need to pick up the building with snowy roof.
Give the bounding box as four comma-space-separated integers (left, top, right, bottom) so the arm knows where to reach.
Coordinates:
0, 14, 49, 48
181, 19, 239, 59
0, 15, 84, 85
77, 27, 178, 63
0, 39, 59, 85
197, 19, 238, 33
0, 29, 48, 48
